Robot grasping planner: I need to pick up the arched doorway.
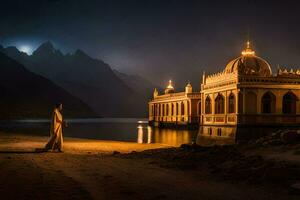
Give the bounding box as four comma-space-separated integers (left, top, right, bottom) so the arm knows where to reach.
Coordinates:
282, 92, 297, 114
181, 102, 185, 115
261, 92, 276, 113
215, 94, 225, 114
245, 91, 257, 114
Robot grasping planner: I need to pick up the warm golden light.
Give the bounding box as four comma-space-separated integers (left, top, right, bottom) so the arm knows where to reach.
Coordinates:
241, 40, 255, 56
166, 80, 174, 89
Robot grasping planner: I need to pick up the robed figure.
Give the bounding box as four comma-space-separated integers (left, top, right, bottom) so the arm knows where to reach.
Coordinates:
45, 103, 64, 152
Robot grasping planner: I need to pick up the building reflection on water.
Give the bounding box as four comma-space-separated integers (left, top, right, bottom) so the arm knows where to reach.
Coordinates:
137, 124, 237, 146
137, 123, 300, 146
197, 126, 236, 146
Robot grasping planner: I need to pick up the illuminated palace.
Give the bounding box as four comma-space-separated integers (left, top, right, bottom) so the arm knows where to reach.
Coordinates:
149, 42, 300, 135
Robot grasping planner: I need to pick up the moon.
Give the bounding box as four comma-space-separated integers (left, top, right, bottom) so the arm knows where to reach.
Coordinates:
19, 45, 32, 55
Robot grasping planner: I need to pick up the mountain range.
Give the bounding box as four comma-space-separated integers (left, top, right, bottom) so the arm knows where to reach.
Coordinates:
0, 42, 158, 117
0, 49, 95, 119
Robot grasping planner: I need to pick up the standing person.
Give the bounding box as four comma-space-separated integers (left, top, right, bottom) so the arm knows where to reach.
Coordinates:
45, 103, 65, 152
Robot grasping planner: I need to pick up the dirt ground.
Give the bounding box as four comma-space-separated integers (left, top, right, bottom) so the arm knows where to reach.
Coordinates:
1, 132, 300, 200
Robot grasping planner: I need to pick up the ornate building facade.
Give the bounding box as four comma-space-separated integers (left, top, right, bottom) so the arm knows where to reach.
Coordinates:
148, 80, 201, 127
149, 42, 300, 135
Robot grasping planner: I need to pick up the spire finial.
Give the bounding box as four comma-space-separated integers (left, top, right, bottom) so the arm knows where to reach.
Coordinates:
241, 40, 255, 56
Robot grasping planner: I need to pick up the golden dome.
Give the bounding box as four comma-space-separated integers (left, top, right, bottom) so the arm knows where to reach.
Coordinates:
225, 41, 272, 76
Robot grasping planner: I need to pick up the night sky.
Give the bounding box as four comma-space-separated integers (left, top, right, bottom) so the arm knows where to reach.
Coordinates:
1, 0, 300, 89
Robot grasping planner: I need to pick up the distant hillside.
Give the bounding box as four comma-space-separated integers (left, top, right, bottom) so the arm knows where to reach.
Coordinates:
1, 42, 152, 117
113, 70, 161, 100
0, 51, 95, 119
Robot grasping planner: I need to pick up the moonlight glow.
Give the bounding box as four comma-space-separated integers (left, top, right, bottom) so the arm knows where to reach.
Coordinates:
19, 45, 32, 54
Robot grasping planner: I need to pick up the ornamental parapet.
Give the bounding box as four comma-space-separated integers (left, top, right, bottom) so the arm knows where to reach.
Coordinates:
277, 67, 300, 77
206, 70, 237, 84
152, 92, 200, 101
238, 74, 300, 84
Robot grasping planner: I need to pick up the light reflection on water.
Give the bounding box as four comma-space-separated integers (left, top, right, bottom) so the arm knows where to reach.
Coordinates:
0, 118, 275, 146
137, 125, 198, 146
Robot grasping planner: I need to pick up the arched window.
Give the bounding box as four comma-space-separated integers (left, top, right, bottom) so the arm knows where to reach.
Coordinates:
162, 104, 165, 116
176, 103, 179, 115
228, 93, 235, 113
181, 102, 185, 115
198, 101, 201, 115
261, 92, 276, 113
187, 101, 190, 115
153, 105, 155, 116
205, 96, 212, 114
159, 104, 163, 116
282, 92, 297, 114
215, 94, 225, 114
171, 103, 174, 116
166, 104, 169, 116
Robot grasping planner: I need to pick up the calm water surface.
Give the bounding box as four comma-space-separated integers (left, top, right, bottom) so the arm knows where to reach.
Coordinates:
0, 118, 264, 146
0, 118, 203, 146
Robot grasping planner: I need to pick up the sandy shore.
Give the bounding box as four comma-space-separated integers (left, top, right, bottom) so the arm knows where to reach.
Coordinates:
0, 132, 168, 153
1, 132, 300, 200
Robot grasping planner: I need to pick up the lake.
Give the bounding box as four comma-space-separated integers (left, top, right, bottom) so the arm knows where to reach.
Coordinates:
0, 118, 279, 146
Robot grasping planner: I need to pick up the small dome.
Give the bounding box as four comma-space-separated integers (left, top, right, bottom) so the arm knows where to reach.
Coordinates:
186, 82, 192, 88
225, 41, 272, 76
166, 80, 174, 89
165, 80, 175, 94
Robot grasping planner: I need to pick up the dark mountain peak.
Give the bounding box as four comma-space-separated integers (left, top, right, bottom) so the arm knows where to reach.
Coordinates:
5, 46, 19, 53
33, 41, 62, 57
38, 41, 54, 50
4, 46, 28, 57
74, 49, 90, 59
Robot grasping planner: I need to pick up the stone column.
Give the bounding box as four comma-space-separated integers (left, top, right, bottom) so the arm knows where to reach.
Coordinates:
257, 90, 263, 114
275, 91, 283, 114
211, 93, 215, 114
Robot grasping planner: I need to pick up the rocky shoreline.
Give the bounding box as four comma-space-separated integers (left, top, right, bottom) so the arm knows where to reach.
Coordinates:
120, 130, 300, 194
